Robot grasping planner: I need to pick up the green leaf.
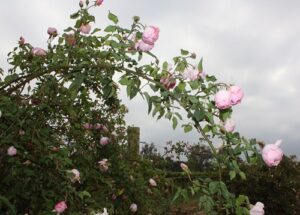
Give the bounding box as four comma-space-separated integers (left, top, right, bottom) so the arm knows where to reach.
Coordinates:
144, 92, 152, 114
194, 109, 205, 122
108, 11, 119, 24
172, 116, 178, 129
78, 191, 92, 200
229, 170, 236, 180
198, 57, 203, 72
205, 112, 214, 124
104, 25, 117, 32
184, 124, 193, 133
180, 49, 189, 56
70, 12, 80, 19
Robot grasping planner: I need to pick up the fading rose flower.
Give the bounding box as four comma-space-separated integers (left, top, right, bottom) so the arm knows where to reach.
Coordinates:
65, 33, 76, 46
129, 203, 138, 213
19, 129, 25, 136
100, 137, 110, 146
96, 208, 109, 215
98, 158, 109, 172
53, 201, 67, 214
19, 37, 25, 45
69, 169, 80, 183
7, 146, 17, 156
180, 163, 189, 171
95, 0, 103, 6
142, 26, 159, 45
135, 39, 154, 51
250, 202, 264, 215
160, 75, 176, 90
80, 23, 91, 34
182, 69, 199, 81
47, 27, 58, 36
83, 123, 93, 130
214, 90, 232, 110
224, 119, 235, 132
149, 178, 157, 187
32, 47, 47, 56
229, 85, 244, 105
262, 140, 283, 167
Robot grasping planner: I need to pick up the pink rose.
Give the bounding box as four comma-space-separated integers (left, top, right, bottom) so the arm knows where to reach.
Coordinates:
83, 123, 93, 130
100, 137, 110, 146
262, 140, 283, 167
7, 146, 17, 156
160, 75, 176, 90
47, 27, 57, 36
129, 203, 138, 213
250, 202, 264, 215
229, 85, 244, 105
224, 119, 235, 132
214, 90, 232, 109
180, 163, 189, 171
135, 40, 154, 51
200, 71, 206, 79
182, 69, 199, 81
149, 178, 157, 187
32, 47, 47, 56
79, 0, 84, 7
80, 23, 91, 34
98, 159, 108, 171
142, 26, 159, 45
53, 201, 67, 214
95, 0, 103, 6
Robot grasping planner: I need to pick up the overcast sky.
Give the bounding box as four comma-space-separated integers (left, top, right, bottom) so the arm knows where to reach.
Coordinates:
1, 0, 299, 157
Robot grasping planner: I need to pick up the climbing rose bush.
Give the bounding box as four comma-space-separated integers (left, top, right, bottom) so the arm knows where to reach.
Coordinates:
0, 0, 285, 214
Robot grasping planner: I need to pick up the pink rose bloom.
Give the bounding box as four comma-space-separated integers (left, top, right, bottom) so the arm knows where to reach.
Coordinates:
47, 27, 57, 36
142, 26, 159, 45
83, 123, 93, 130
95, 0, 103, 6
100, 137, 110, 146
129, 203, 138, 213
98, 159, 108, 172
224, 119, 235, 132
250, 202, 264, 215
53, 201, 67, 214
149, 178, 157, 187
182, 69, 199, 81
214, 90, 232, 109
229, 85, 244, 105
80, 23, 91, 34
180, 163, 189, 171
70, 169, 80, 183
32, 47, 47, 56
135, 40, 154, 51
7, 146, 17, 156
160, 75, 176, 90
262, 140, 283, 167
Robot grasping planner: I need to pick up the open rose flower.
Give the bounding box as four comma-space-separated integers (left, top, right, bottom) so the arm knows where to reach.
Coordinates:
7, 146, 17, 156
229, 85, 244, 105
100, 137, 110, 146
98, 159, 109, 172
96, 208, 109, 215
160, 75, 176, 90
83, 123, 93, 130
80, 23, 91, 34
53, 201, 67, 214
214, 90, 232, 109
224, 119, 235, 132
32, 47, 47, 56
182, 69, 199, 81
142, 26, 159, 45
250, 202, 264, 215
262, 140, 284, 167
149, 178, 157, 187
129, 203, 137, 213
135, 39, 154, 51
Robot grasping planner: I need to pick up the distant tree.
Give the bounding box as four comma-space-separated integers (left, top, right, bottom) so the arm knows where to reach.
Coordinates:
187, 144, 213, 171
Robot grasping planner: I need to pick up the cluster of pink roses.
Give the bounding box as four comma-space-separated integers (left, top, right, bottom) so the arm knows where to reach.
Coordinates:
135, 26, 160, 51
214, 85, 244, 110
83, 123, 109, 132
